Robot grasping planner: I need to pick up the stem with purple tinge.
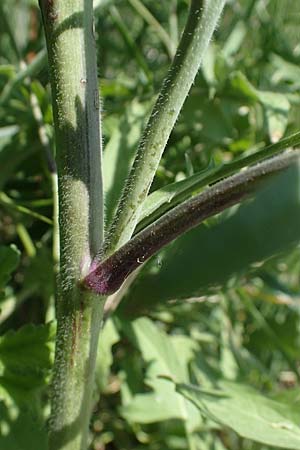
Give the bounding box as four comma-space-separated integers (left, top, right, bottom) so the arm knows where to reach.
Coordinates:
84, 151, 299, 296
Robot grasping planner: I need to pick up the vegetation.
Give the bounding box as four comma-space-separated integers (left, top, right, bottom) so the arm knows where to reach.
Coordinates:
0, 1, 300, 450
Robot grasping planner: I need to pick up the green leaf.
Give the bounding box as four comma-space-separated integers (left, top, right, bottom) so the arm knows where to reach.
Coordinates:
23, 247, 54, 302
103, 100, 150, 226
96, 318, 119, 392
0, 323, 55, 407
121, 388, 180, 424
120, 318, 201, 430
0, 49, 47, 106
137, 169, 208, 231
229, 71, 290, 142
100, 78, 132, 98
0, 245, 20, 290
177, 380, 300, 449
0, 125, 19, 146
123, 162, 300, 315
272, 388, 300, 419
222, 20, 247, 58
258, 92, 290, 143
0, 134, 38, 190
271, 53, 300, 87
138, 131, 300, 232
0, 402, 48, 450
229, 71, 259, 101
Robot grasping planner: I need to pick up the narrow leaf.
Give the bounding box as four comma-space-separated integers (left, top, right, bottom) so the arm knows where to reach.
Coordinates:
137, 131, 300, 232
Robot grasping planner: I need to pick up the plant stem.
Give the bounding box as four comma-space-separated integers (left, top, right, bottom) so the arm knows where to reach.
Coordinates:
109, 5, 152, 83
84, 151, 299, 295
39, 1, 104, 449
0, 191, 53, 224
105, 0, 226, 255
136, 130, 300, 232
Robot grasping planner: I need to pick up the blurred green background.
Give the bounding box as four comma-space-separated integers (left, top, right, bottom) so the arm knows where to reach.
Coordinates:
0, 1, 300, 449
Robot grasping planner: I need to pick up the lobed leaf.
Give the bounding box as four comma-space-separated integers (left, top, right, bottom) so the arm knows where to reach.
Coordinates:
0, 323, 55, 407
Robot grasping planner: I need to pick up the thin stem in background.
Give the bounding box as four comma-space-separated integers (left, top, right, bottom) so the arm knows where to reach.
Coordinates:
104, 0, 226, 255
29, 86, 60, 269
0, 49, 47, 106
109, 5, 152, 84
0, 191, 53, 224
128, 0, 176, 58
85, 151, 300, 296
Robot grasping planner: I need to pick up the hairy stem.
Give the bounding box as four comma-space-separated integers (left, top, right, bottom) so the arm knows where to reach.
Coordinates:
39, 1, 104, 449
105, 0, 226, 255
85, 151, 299, 295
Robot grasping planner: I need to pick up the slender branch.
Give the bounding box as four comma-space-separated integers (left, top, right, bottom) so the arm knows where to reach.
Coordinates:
0, 191, 53, 224
84, 151, 299, 296
39, 1, 105, 449
136, 131, 300, 232
104, 0, 226, 255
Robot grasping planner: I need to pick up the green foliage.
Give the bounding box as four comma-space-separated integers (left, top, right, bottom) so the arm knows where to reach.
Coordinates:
0, 323, 55, 408
103, 100, 150, 226
0, 323, 53, 449
96, 318, 119, 393
0, 245, 20, 290
0, 402, 48, 450
177, 381, 300, 449
120, 317, 200, 430
1, 0, 300, 449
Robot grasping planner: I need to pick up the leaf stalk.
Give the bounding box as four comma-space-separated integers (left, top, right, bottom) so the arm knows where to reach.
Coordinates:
85, 151, 299, 296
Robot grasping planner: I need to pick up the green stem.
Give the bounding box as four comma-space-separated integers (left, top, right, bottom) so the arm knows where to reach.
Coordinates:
136, 131, 300, 232
0, 191, 53, 224
105, 0, 226, 255
39, 1, 104, 449
29, 82, 60, 270
109, 5, 152, 83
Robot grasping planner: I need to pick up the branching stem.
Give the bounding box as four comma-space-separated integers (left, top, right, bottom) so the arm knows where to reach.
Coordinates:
105, 0, 226, 255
